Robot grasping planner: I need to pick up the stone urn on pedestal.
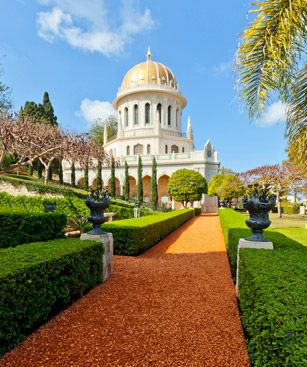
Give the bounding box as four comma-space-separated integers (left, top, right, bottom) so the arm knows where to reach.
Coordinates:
80, 188, 114, 282
85, 188, 110, 235
242, 184, 276, 242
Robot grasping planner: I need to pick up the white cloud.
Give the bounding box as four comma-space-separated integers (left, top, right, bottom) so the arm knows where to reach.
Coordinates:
257, 101, 288, 127
76, 98, 116, 125
212, 61, 233, 75
36, 0, 154, 56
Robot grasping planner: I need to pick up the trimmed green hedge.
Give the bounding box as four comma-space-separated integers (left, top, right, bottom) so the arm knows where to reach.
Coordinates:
0, 238, 103, 356
194, 207, 202, 215
0, 212, 67, 249
0, 192, 152, 220
104, 209, 195, 255
219, 208, 307, 366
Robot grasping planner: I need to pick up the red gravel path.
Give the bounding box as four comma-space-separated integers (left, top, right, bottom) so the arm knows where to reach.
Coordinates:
1, 215, 250, 367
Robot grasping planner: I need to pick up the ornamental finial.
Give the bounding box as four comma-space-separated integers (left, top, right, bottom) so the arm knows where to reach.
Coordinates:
146, 46, 152, 61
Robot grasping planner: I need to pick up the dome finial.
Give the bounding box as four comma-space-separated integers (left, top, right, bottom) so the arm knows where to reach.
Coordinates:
146, 46, 152, 61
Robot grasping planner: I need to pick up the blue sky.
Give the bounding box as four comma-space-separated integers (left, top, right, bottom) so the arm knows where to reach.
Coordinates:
0, 0, 288, 172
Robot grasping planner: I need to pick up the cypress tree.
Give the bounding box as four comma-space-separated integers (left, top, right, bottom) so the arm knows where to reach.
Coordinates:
37, 162, 43, 179
97, 160, 102, 190
28, 165, 34, 176
110, 159, 116, 197
137, 155, 143, 203
150, 157, 158, 209
58, 160, 63, 184
124, 161, 130, 201
43, 91, 57, 126
71, 162, 76, 187
84, 164, 89, 190
47, 165, 53, 181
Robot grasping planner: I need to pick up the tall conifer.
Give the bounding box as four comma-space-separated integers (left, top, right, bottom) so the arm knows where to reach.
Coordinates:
110, 159, 116, 197
137, 155, 143, 203
84, 164, 89, 190
97, 160, 102, 189
124, 161, 130, 201
150, 157, 158, 208
71, 162, 76, 187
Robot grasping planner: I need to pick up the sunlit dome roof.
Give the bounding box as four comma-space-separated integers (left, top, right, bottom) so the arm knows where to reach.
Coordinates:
120, 48, 178, 91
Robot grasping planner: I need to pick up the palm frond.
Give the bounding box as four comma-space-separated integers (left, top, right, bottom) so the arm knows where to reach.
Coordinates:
236, 0, 307, 119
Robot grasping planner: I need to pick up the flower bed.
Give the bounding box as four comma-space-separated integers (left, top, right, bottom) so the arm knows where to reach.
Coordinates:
0, 238, 103, 356
104, 208, 195, 255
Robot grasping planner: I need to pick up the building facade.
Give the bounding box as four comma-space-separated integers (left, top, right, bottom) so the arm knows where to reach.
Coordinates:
64, 49, 220, 206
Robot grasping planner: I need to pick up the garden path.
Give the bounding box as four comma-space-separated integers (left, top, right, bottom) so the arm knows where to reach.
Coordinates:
0, 215, 250, 367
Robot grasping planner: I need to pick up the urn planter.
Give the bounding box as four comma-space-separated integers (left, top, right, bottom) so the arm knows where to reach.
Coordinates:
85, 189, 110, 235
243, 184, 276, 242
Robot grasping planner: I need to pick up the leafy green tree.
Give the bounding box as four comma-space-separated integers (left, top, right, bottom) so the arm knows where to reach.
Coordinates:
97, 160, 102, 189
28, 164, 34, 176
124, 161, 130, 201
150, 157, 158, 208
110, 159, 116, 197
236, 0, 306, 166
19, 92, 57, 125
71, 162, 76, 187
218, 175, 244, 207
168, 169, 207, 207
137, 155, 143, 203
208, 175, 225, 196
90, 116, 118, 146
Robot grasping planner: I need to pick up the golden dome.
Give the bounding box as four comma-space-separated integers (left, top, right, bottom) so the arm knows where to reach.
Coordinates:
120, 48, 178, 91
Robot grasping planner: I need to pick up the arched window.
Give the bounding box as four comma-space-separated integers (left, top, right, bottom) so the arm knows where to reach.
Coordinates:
119, 110, 122, 125
157, 103, 162, 124
145, 103, 150, 124
134, 104, 138, 125
171, 145, 179, 153
147, 144, 151, 154
207, 148, 212, 158
165, 145, 168, 154
176, 109, 179, 128
182, 147, 185, 153
126, 146, 130, 156
134, 144, 143, 155
167, 105, 171, 126
124, 107, 129, 126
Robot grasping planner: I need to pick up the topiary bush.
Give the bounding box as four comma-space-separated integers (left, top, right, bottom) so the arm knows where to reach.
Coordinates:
104, 209, 194, 255
219, 208, 307, 366
0, 212, 67, 249
0, 238, 103, 356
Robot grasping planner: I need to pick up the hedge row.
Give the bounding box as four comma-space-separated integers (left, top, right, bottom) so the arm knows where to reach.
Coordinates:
218, 208, 302, 277
0, 192, 153, 220
219, 208, 307, 366
0, 212, 66, 249
104, 208, 195, 255
0, 238, 103, 356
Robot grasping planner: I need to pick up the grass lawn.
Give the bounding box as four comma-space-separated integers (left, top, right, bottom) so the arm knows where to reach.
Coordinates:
271, 227, 307, 246
269, 212, 306, 228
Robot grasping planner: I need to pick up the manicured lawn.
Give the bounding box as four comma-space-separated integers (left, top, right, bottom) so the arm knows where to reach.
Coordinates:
270, 212, 306, 228
271, 227, 307, 246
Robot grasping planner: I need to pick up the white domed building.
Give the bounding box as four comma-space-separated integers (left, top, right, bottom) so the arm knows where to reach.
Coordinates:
66, 49, 220, 207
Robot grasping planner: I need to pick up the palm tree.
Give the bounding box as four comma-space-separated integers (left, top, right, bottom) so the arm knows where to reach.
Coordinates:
236, 0, 306, 165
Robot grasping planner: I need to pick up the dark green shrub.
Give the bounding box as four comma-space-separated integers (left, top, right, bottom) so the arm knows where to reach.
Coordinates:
194, 208, 202, 215
0, 239, 103, 356
219, 208, 307, 366
0, 212, 66, 248
104, 209, 194, 255
239, 248, 307, 366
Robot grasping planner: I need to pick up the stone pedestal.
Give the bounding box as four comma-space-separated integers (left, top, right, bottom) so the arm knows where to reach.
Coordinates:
80, 232, 113, 282
236, 238, 273, 297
